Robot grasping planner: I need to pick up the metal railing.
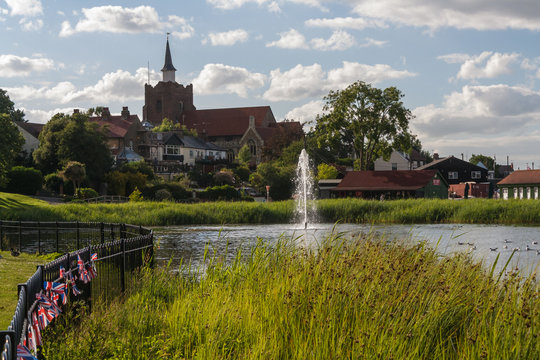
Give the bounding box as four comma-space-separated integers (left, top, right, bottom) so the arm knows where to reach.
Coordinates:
80, 195, 129, 203
1, 221, 153, 360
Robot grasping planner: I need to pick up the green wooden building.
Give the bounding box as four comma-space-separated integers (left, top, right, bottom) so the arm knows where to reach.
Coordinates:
497, 169, 540, 200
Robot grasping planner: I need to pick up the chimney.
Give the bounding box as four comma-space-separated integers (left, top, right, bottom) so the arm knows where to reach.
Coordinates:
461, 153, 464, 161
102, 107, 111, 120
249, 115, 255, 128
121, 106, 130, 120
433, 153, 439, 160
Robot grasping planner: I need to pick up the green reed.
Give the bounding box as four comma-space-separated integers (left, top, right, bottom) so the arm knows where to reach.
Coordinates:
42, 232, 539, 359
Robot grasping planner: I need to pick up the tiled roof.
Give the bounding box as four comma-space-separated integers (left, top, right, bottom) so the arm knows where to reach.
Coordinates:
497, 170, 540, 185
183, 106, 273, 137
14, 121, 44, 138
88, 114, 140, 138
334, 170, 441, 191
416, 156, 449, 170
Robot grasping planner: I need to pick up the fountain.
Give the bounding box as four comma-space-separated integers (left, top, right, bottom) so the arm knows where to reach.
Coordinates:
294, 149, 317, 228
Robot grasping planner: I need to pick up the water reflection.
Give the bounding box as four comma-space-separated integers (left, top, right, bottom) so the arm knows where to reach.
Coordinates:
154, 223, 540, 276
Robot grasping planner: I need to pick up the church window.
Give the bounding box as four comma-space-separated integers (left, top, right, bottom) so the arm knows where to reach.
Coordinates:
248, 139, 257, 156
227, 150, 235, 162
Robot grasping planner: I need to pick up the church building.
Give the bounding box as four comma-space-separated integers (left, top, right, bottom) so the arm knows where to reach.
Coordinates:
143, 38, 302, 164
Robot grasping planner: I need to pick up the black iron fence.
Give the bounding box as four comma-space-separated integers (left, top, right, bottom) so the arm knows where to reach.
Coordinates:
1, 221, 153, 360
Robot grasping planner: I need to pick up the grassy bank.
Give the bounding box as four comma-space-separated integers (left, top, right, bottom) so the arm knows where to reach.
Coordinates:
3, 192, 540, 225
42, 233, 539, 359
0, 251, 60, 329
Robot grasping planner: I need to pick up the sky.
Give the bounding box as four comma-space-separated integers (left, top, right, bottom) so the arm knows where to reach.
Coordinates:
1, 0, 540, 169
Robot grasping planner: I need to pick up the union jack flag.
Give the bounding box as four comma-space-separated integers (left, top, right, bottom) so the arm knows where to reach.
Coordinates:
16, 344, 38, 360
71, 281, 82, 296
37, 305, 50, 329
59, 266, 65, 279
31, 311, 42, 346
77, 254, 85, 273
44, 281, 68, 305
27, 324, 36, 353
87, 264, 97, 280
36, 292, 61, 316
91, 253, 98, 261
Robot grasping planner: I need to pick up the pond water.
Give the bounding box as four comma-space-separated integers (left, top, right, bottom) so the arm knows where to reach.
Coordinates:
154, 223, 540, 276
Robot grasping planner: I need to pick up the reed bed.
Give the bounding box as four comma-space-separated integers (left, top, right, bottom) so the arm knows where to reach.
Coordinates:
42, 233, 539, 359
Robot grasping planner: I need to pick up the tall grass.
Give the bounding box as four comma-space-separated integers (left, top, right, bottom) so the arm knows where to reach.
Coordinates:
3, 192, 540, 225
42, 233, 539, 359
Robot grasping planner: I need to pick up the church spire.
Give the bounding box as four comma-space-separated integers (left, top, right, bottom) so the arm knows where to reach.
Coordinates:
161, 33, 176, 82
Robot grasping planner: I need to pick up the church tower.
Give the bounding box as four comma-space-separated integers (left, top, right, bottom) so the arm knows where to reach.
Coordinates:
143, 36, 195, 126
161, 36, 176, 82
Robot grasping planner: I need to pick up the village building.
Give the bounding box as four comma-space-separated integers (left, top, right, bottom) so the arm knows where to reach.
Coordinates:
13, 121, 43, 155
142, 38, 303, 163
332, 170, 448, 199
374, 149, 426, 171
497, 169, 540, 200
416, 155, 489, 185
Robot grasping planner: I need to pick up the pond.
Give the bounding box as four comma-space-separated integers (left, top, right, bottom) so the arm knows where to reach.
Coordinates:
154, 223, 540, 277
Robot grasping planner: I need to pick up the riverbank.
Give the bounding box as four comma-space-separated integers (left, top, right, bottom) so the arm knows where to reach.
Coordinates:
41, 233, 539, 359
2, 192, 540, 226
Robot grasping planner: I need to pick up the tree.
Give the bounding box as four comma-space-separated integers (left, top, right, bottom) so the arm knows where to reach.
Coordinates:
0, 114, 24, 186
317, 163, 338, 180
262, 121, 304, 161
249, 161, 295, 201
33, 111, 112, 184
62, 161, 86, 190
237, 144, 252, 164
469, 154, 495, 171
312, 81, 415, 170
0, 89, 25, 122
152, 117, 197, 136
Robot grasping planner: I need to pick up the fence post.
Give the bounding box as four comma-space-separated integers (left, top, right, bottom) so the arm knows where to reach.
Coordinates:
76, 221, 80, 249
37, 221, 41, 254
120, 224, 126, 240
0, 220, 3, 251
111, 224, 114, 241
55, 221, 59, 253
17, 283, 28, 319
0, 330, 16, 360
18, 221, 21, 252
120, 238, 126, 293
100, 222, 105, 244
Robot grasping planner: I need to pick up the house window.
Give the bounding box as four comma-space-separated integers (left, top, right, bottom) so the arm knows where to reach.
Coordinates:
391, 163, 397, 171
471, 171, 481, 179
502, 188, 508, 200
513, 187, 518, 199
535, 187, 539, 199
227, 150, 234, 162
519, 187, 524, 199
448, 171, 458, 180
189, 150, 194, 158
165, 145, 180, 155
527, 187, 531, 199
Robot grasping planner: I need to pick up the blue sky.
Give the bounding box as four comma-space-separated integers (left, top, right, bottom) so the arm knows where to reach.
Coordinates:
2, 0, 540, 169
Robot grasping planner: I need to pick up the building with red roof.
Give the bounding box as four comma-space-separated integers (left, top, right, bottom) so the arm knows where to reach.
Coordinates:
332, 170, 448, 199
497, 169, 540, 199
143, 38, 302, 163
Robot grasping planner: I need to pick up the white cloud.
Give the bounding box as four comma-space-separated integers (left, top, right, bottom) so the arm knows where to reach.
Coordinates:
22, 107, 85, 124
59, 6, 194, 38
19, 18, 42, 31
284, 100, 325, 124
5, 0, 42, 17
412, 84, 540, 139
305, 16, 387, 30
263, 61, 415, 101
0, 54, 56, 77
204, 29, 249, 46
207, 0, 327, 11
192, 64, 266, 97
268, 1, 281, 12
266, 29, 309, 49
439, 51, 519, 80
350, 0, 540, 31
359, 38, 387, 48
5, 68, 161, 104
310, 30, 355, 51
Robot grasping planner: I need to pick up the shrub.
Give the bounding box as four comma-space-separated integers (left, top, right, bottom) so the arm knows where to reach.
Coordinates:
142, 183, 190, 201
234, 164, 251, 182
155, 189, 172, 201
44, 173, 64, 193
75, 187, 99, 200
129, 187, 143, 202
4, 166, 43, 195
106, 171, 147, 196
199, 184, 240, 201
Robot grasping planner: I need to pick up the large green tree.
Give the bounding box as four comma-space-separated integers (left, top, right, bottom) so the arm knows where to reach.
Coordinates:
0, 114, 24, 185
312, 81, 415, 170
469, 154, 495, 171
0, 89, 25, 122
33, 111, 112, 183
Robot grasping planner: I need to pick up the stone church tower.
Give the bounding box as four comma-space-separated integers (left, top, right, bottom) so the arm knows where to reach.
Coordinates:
143, 37, 196, 126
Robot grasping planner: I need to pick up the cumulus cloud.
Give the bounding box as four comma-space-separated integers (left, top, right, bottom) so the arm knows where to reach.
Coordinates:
0, 54, 56, 77
359, 38, 387, 47
59, 6, 194, 38
22, 107, 85, 124
439, 51, 519, 80
4, 0, 42, 17
349, 0, 540, 31
5, 67, 161, 104
311, 30, 355, 51
19, 18, 42, 31
263, 61, 416, 101
203, 29, 249, 46
266, 29, 309, 49
412, 84, 540, 139
192, 64, 266, 97
207, 0, 327, 11
284, 100, 325, 124
305, 16, 387, 30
